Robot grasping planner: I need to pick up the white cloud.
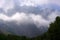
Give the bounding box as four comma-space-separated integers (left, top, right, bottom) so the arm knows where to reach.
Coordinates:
29, 14, 49, 27
50, 0, 60, 6
0, 0, 60, 28
0, 0, 5, 8
3, 0, 14, 12
0, 0, 14, 12
0, 0, 60, 9
0, 12, 49, 28
48, 10, 60, 23
0, 0, 49, 9
20, 0, 49, 6
0, 13, 10, 21
0, 10, 60, 28
0, 0, 60, 12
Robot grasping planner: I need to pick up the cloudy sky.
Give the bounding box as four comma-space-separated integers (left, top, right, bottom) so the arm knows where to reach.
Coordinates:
0, 0, 60, 37
0, 0, 60, 11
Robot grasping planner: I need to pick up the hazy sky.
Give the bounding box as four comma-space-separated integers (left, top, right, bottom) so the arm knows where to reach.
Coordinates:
0, 0, 60, 9
0, 0, 59, 12
0, 0, 60, 37
0, 0, 60, 27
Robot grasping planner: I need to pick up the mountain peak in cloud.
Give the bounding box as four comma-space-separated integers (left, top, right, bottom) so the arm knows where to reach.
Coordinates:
0, 0, 60, 37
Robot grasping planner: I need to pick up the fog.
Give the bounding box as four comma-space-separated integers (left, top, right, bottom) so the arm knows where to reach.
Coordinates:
0, 0, 60, 37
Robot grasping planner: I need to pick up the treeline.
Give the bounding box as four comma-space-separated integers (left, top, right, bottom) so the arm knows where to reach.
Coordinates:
0, 16, 60, 40
0, 34, 31, 40
32, 16, 60, 40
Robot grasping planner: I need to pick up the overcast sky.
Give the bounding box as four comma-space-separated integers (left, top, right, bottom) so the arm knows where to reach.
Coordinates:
0, 0, 60, 27
0, 0, 59, 12
0, 0, 60, 37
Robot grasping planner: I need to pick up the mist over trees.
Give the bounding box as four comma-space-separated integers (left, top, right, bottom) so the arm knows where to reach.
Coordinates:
33, 16, 60, 40
0, 16, 60, 40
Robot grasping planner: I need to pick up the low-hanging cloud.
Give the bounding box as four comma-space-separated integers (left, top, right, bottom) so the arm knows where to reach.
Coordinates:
0, 12, 50, 37
0, 10, 60, 37
0, 0, 60, 37
0, 12, 49, 27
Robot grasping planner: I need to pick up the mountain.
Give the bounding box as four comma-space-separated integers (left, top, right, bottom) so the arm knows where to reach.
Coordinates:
0, 20, 41, 37
0, 16, 60, 40
0, 4, 60, 37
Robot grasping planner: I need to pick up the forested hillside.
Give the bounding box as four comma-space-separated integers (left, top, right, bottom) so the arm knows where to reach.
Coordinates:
0, 16, 60, 40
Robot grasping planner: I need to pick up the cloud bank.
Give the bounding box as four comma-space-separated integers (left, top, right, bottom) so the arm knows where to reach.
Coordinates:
0, 12, 49, 27
0, 0, 60, 37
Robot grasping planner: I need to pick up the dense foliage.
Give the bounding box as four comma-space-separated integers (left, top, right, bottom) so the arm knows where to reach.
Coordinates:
0, 16, 60, 40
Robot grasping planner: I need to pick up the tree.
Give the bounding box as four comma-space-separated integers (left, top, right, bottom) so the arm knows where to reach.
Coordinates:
47, 16, 60, 40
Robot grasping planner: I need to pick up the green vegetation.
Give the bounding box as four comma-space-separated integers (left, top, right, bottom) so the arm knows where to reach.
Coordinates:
32, 16, 60, 40
0, 34, 31, 40
0, 16, 60, 40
